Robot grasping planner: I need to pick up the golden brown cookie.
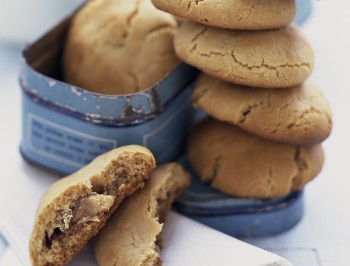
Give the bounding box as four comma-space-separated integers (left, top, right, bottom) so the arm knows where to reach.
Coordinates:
152, 0, 296, 30
175, 22, 314, 88
63, 0, 180, 95
187, 118, 324, 199
193, 74, 333, 145
95, 163, 190, 266
29, 145, 156, 266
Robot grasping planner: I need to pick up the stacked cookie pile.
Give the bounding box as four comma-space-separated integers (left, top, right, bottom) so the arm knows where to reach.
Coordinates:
152, 0, 333, 199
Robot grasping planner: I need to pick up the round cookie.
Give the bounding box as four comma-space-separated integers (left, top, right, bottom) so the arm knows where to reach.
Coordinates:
63, 0, 180, 95
175, 22, 314, 89
187, 118, 324, 199
152, 0, 296, 30
193, 74, 333, 145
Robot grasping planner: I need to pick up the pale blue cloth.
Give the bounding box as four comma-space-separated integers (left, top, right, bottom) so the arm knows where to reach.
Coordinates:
0, 233, 8, 263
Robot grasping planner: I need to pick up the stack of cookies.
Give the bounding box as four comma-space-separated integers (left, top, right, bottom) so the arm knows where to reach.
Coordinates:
152, 0, 333, 199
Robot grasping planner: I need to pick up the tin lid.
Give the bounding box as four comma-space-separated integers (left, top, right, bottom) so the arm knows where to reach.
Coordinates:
175, 154, 303, 216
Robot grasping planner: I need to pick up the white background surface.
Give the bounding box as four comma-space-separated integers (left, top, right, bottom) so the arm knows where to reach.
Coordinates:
0, 0, 84, 43
0, 1, 349, 265
246, 2, 350, 265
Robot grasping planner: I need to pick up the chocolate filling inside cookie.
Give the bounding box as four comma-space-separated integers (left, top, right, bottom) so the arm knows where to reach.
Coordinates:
44, 193, 115, 250
30, 147, 156, 266
70, 194, 114, 226
45, 167, 145, 249
45, 228, 62, 249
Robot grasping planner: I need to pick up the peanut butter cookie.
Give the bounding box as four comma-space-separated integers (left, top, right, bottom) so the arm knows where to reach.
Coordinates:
63, 0, 180, 94
29, 145, 156, 266
95, 163, 190, 266
193, 74, 332, 145
152, 0, 296, 30
187, 118, 324, 199
175, 22, 314, 88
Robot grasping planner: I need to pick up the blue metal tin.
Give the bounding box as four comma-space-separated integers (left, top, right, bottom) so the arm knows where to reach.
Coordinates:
295, 0, 312, 25
20, 14, 199, 175
175, 155, 304, 238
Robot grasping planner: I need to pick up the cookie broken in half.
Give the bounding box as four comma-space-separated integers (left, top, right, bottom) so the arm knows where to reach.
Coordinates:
29, 145, 156, 266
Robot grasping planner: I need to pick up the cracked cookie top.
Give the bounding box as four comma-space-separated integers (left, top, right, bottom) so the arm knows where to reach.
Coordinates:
152, 0, 296, 30
187, 117, 324, 199
193, 74, 333, 145
175, 21, 314, 88
63, 0, 180, 94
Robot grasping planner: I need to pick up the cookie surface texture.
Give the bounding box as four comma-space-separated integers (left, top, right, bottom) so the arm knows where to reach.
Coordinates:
175, 22, 314, 88
152, 0, 296, 30
95, 163, 190, 266
29, 145, 156, 266
63, 0, 180, 94
193, 74, 333, 145
187, 118, 324, 199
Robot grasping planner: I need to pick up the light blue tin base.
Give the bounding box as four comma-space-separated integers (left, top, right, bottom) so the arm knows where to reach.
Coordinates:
175, 155, 304, 238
